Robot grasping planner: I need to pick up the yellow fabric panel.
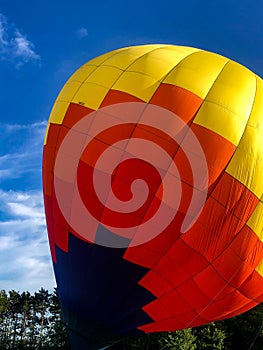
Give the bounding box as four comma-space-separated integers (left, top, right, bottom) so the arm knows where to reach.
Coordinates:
48, 101, 70, 124
193, 101, 244, 145
101, 44, 165, 70
127, 56, 175, 82
72, 82, 109, 110
247, 201, 263, 241
43, 123, 50, 145
67, 65, 98, 83
144, 45, 198, 66
86, 65, 123, 88
56, 81, 82, 102
247, 76, 263, 128
112, 71, 160, 102
226, 76, 263, 197
226, 126, 263, 198
163, 50, 228, 98
194, 60, 256, 145
256, 258, 263, 277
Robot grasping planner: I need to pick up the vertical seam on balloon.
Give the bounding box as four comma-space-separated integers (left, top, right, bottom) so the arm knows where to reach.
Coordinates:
209, 73, 258, 200
158, 49, 204, 85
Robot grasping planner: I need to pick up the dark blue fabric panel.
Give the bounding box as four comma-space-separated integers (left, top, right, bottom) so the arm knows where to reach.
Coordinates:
54, 226, 155, 349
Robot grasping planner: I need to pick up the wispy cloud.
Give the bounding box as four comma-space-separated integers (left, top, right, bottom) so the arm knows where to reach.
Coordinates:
0, 121, 55, 292
0, 121, 46, 187
76, 27, 88, 39
0, 13, 41, 67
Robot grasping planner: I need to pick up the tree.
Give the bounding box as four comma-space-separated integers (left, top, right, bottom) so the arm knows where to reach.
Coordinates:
47, 288, 70, 349
159, 329, 197, 350
34, 288, 50, 348
193, 322, 227, 350
18, 291, 31, 346
0, 290, 10, 348
8, 290, 21, 349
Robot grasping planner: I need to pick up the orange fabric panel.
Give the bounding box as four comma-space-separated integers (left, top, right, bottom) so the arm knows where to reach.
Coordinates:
211, 172, 259, 220
199, 290, 251, 320
150, 83, 203, 123
213, 248, 250, 284
194, 266, 232, 299
230, 225, 260, 263
239, 271, 263, 301
190, 124, 236, 189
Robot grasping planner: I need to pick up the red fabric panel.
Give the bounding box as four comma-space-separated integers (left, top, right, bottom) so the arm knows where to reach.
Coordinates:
42, 169, 53, 196
63, 103, 94, 128
45, 122, 61, 147
177, 279, 214, 310
153, 256, 192, 288
123, 213, 184, 268
139, 311, 207, 333
53, 221, 69, 253
100, 89, 144, 107
139, 270, 174, 297
167, 238, 209, 276
143, 289, 193, 321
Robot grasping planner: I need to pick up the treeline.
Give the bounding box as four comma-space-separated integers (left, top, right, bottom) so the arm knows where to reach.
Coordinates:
0, 288, 70, 349
0, 288, 263, 349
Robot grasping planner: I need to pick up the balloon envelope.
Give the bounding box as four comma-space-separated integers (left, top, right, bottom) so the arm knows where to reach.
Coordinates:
42, 44, 263, 349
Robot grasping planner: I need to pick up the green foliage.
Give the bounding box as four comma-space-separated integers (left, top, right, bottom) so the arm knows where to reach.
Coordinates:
0, 288, 263, 349
159, 329, 197, 350
0, 288, 70, 349
193, 322, 227, 350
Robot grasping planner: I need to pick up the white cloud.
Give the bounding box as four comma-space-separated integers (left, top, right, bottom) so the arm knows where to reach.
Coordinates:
0, 188, 55, 292
0, 121, 55, 292
12, 30, 40, 61
76, 27, 88, 39
0, 13, 41, 66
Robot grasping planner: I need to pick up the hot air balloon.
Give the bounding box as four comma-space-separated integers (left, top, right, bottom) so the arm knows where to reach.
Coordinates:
42, 44, 263, 349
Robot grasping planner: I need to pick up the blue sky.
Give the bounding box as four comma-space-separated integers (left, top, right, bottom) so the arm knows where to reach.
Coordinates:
0, 0, 262, 292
